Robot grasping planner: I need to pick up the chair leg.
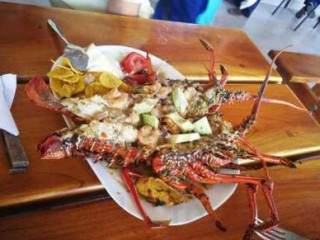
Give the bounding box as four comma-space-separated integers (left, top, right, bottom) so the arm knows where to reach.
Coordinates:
272, 0, 286, 15
284, 0, 291, 9
294, 4, 320, 31
313, 17, 320, 29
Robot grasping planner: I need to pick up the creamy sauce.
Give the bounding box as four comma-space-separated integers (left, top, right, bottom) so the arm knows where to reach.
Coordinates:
61, 95, 108, 119
77, 120, 138, 144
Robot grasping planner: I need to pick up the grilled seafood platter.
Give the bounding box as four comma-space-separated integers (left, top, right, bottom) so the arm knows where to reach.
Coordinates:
26, 40, 300, 239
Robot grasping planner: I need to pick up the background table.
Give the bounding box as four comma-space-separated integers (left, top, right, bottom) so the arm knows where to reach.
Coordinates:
0, 2, 281, 82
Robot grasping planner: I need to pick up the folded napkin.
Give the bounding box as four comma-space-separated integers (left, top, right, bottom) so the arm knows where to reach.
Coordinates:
0, 74, 19, 136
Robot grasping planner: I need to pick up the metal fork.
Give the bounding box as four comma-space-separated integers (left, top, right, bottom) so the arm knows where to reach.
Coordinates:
254, 219, 310, 240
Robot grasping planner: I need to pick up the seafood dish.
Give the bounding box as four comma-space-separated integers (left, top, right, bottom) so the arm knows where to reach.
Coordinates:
25, 39, 299, 239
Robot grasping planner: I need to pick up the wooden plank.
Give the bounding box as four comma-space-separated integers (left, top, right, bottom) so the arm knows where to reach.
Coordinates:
0, 85, 103, 209
0, 2, 281, 82
312, 84, 320, 96
1, 159, 319, 240
289, 82, 320, 123
0, 84, 319, 210
269, 50, 320, 83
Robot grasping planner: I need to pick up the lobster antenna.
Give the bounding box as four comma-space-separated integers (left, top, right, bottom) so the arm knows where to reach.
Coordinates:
251, 45, 292, 117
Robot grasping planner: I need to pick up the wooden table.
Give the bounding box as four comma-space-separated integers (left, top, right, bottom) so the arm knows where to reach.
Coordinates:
0, 2, 282, 82
1, 3, 320, 240
269, 50, 320, 123
1, 160, 320, 240
269, 50, 320, 83
1, 84, 320, 210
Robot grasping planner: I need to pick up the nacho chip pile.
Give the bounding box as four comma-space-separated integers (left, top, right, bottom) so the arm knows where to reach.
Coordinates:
48, 57, 130, 98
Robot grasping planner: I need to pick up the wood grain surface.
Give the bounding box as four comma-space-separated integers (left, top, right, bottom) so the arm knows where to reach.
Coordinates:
269, 50, 320, 83
268, 50, 320, 123
1, 4, 319, 238
0, 84, 319, 211
0, 2, 281, 82
1, 159, 319, 240
289, 82, 320, 124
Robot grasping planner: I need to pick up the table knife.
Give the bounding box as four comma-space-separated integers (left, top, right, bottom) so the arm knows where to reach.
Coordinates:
1, 130, 29, 174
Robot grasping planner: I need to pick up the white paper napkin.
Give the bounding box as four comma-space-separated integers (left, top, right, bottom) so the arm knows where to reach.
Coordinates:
0, 74, 19, 136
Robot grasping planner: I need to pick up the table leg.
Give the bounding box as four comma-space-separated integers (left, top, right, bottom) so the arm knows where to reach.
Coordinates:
294, 4, 319, 31
272, 0, 287, 15
284, 0, 291, 9
313, 17, 320, 28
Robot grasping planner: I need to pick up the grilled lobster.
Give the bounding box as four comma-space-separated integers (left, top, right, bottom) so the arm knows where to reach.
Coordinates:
26, 39, 298, 239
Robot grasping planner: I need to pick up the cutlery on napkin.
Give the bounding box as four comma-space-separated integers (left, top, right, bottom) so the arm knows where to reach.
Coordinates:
0, 74, 29, 174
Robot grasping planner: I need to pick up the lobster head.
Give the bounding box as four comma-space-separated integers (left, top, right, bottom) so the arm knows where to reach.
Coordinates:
37, 132, 68, 159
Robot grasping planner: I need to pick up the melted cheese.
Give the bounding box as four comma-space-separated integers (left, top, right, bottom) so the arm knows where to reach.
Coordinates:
61, 95, 108, 118
77, 120, 138, 144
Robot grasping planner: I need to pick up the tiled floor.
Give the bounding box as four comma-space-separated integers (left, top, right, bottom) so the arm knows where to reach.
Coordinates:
214, 1, 320, 57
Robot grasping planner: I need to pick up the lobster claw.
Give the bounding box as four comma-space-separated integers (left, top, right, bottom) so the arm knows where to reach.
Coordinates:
219, 65, 229, 88
200, 38, 218, 86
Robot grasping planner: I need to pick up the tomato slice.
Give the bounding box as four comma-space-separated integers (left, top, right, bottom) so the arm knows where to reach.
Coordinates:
121, 52, 147, 73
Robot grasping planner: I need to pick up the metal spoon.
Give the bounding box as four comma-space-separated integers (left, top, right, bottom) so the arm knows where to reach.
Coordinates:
47, 19, 88, 71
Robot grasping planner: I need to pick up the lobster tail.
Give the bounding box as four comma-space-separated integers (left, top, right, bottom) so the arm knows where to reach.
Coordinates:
25, 76, 65, 113
25, 76, 86, 123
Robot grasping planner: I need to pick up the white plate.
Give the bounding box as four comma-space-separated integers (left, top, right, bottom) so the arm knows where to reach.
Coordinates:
52, 45, 239, 226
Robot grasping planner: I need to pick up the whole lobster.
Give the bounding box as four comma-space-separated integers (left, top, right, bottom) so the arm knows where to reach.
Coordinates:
25, 39, 297, 240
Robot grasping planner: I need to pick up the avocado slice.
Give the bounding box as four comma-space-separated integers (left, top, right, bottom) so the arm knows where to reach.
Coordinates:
142, 114, 159, 128
166, 112, 194, 132
193, 117, 212, 135
133, 98, 158, 114
172, 87, 188, 114
168, 133, 200, 144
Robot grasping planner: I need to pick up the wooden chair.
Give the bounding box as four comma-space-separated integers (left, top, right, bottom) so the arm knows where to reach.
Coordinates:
271, 0, 320, 31
314, 16, 320, 28
268, 50, 320, 123
272, 0, 292, 15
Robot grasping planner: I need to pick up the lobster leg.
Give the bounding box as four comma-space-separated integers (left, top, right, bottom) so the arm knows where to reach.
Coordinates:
189, 161, 219, 178
223, 162, 262, 171
247, 184, 258, 225
121, 167, 170, 229
165, 178, 226, 232
177, 162, 279, 235
153, 156, 225, 231
199, 38, 218, 85
184, 171, 279, 233
239, 138, 296, 169
243, 184, 259, 240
